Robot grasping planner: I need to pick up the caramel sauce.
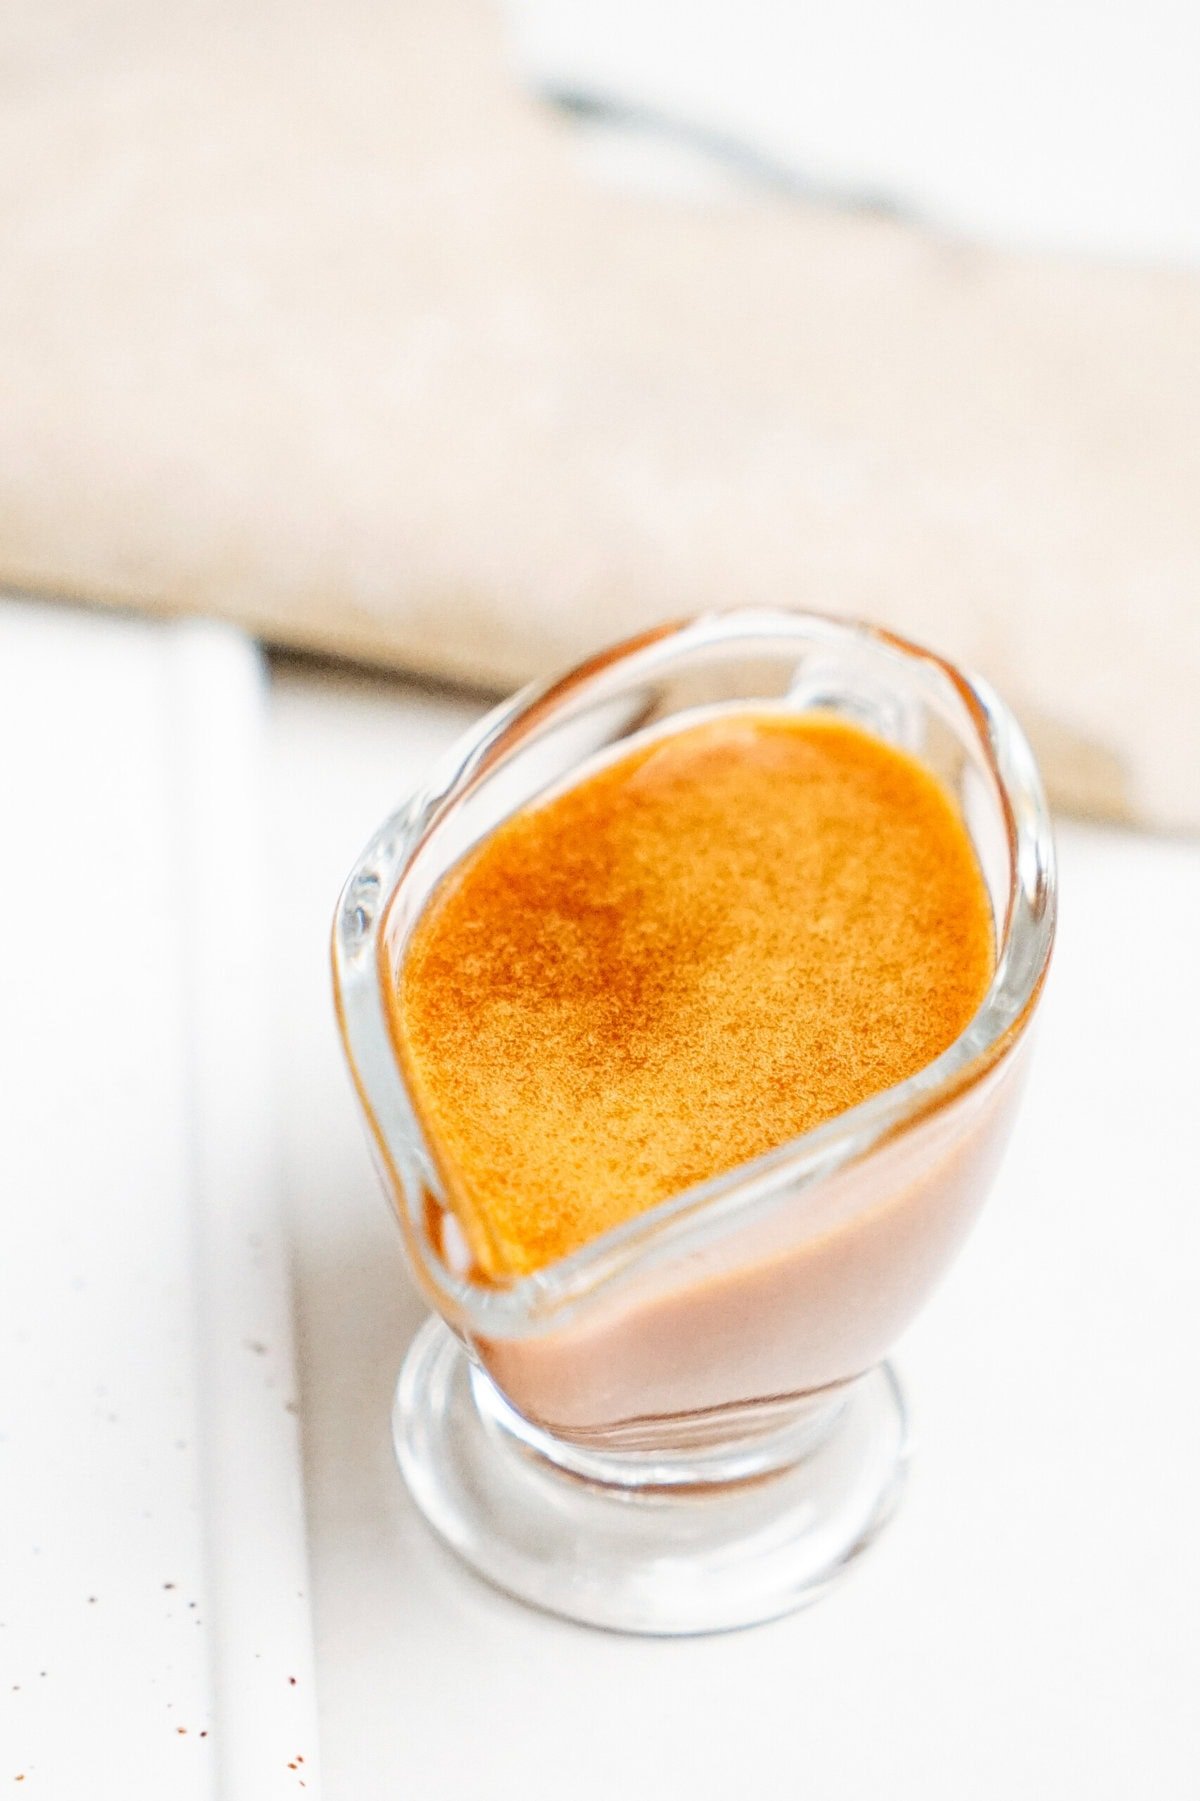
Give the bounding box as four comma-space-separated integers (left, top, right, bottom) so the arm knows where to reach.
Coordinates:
393, 713, 995, 1277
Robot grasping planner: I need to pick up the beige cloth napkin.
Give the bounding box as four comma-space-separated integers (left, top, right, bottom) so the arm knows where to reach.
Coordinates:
2, 0, 1197, 829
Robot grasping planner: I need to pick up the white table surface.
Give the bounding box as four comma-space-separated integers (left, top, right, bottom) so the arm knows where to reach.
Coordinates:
0, 606, 319, 1799
271, 659, 1200, 1799
4, 600, 1199, 1797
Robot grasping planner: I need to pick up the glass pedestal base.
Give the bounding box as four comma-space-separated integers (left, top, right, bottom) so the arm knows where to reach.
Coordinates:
393, 1319, 909, 1636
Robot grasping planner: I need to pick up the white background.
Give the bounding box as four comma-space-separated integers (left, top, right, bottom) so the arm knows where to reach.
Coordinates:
505, 0, 1200, 263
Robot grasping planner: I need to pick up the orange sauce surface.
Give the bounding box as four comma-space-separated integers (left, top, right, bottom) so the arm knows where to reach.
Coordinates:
393, 713, 995, 1277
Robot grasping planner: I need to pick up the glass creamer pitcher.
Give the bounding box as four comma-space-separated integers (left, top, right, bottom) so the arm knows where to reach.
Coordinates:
332, 610, 1056, 1634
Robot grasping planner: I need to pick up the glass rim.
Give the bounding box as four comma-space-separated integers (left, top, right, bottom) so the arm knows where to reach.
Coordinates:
332, 608, 1057, 1339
